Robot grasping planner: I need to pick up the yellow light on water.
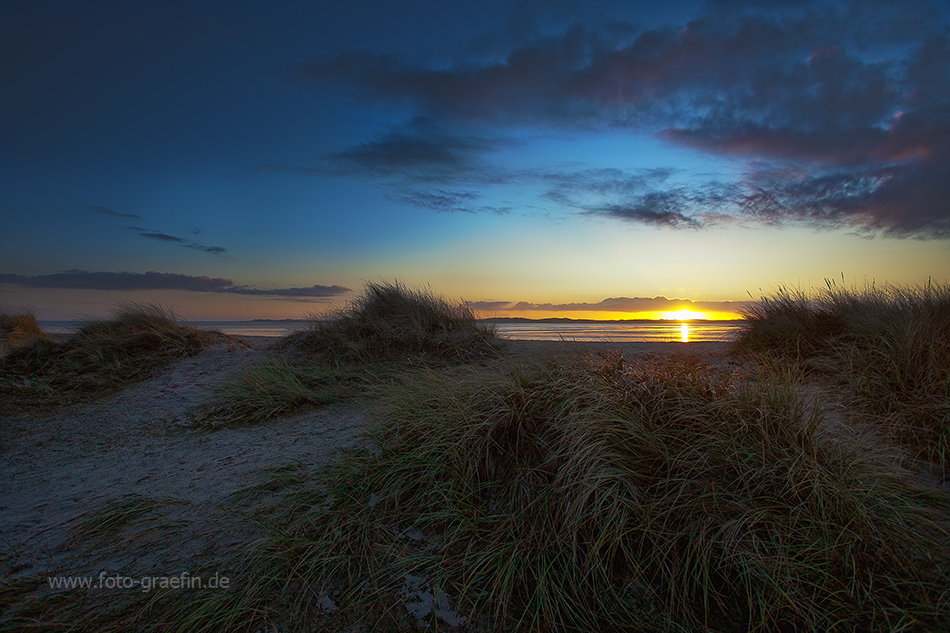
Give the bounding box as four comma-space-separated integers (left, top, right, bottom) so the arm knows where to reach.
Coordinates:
681, 323, 689, 343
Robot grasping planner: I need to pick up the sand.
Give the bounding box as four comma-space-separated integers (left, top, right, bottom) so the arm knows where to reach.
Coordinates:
0, 337, 374, 587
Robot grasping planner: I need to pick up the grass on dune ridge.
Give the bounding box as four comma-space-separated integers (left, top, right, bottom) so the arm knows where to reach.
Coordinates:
734, 279, 950, 467
0, 308, 50, 350
197, 281, 494, 427
279, 280, 498, 362
0, 302, 231, 408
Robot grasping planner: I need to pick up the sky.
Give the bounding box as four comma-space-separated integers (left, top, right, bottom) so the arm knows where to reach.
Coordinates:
2, 0, 949, 321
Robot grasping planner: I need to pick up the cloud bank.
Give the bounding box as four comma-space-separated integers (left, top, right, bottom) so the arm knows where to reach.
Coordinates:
468, 296, 746, 315
0, 271, 350, 299
300, 0, 950, 237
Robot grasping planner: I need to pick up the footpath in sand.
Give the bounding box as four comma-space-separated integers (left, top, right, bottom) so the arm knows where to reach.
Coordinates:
0, 337, 375, 587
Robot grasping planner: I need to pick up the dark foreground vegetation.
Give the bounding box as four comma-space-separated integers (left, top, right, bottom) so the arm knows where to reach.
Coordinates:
0, 302, 230, 410
165, 355, 946, 633
0, 309, 49, 350
2, 281, 948, 632
735, 279, 950, 468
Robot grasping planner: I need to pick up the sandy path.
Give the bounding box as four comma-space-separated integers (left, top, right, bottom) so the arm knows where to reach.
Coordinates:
0, 339, 374, 584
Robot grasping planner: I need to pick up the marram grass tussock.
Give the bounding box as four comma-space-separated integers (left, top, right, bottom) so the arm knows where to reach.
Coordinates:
0, 302, 234, 408
167, 352, 949, 632
278, 280, 499, 362
735, 279, 950, 467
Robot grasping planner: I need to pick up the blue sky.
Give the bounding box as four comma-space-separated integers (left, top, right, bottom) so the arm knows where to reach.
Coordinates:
2, 0, 948, 320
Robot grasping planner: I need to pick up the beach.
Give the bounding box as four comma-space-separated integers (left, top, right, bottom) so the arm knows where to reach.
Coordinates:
2, 310, 947, 630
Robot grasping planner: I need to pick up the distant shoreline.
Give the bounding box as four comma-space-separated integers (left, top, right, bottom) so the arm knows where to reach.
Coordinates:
244, 316, 746, 324
38, 319, 746, 344
38, 316, 745, 327
480, 316, 744, 323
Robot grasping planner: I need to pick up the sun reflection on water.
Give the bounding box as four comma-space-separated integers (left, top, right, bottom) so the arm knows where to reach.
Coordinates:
681, 322, 689, 343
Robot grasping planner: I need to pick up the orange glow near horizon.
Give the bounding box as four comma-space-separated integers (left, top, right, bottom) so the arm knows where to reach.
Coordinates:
645, 309, 742, 321
473, 309, 744, 321
11, 285, 748, 323
660, 309, 707, 321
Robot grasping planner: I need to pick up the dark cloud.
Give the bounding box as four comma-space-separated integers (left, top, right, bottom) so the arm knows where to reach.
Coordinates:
302, 11, 916, 129
321, 117, 508, 183
299, 0, 950, 238
539, 167, 674, 205
536, 167, 715, 227
298, 26, 636, 125
591, 199, 703, 228
189, 244, 227, 254
387, 187, 510, 214
0, 271, 351, 299
225, 284, 352, 297
132, 229, 186, 243
466, 300, 512, 312
738, 155, 950, 237
387, 188, 480, 213
305, 118, 516, 214
126, 226, 227, 254
88, 205, 141, 219
470, 296, 747, 314
91, 210, 226, 252
0, 270, 233, 292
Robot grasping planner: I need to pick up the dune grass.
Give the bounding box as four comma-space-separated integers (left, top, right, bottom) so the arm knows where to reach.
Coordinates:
0, 302, 229, 408
735, 280, 950, 467
68, 494, 185, 545
278, 280, 498, 363
156, 352, 949, 632
215, 279, 499, 427
193, 360, 369, 427
5, 282, 948, 631
0, 308, 50, 352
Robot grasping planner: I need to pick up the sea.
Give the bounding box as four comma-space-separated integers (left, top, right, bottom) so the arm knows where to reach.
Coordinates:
39, 320, 747, 344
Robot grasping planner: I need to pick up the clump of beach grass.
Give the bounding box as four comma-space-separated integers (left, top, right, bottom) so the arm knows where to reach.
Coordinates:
165, 352, 949, 632
278, 280, 498, 363
194, 360, 369, 427
735, 279, 950, 467
0, 301, 231, 408
0, 308, 49, 353
68, 493, 185, 546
